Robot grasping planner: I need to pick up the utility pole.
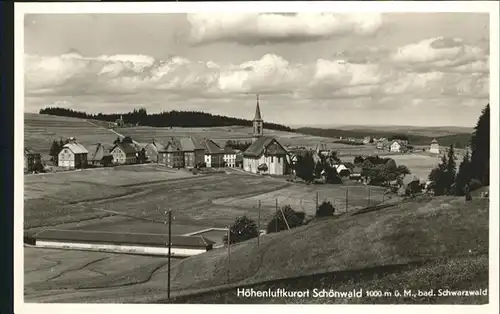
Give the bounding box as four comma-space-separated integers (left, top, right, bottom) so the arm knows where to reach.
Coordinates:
345, 188, 349, 213
316, 191, 319, 212
275, 198, 278, 232
227, 225, 231, 283
382, 191, 385, 204
258, 201, 261, 246
167, 209, 172, 300
368, 188, 371, 207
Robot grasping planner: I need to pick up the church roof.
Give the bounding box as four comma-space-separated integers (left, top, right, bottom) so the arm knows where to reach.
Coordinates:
243, 136, 287, 157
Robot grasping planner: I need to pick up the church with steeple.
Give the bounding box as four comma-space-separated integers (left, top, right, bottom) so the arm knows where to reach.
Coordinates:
242, 95, 290, 175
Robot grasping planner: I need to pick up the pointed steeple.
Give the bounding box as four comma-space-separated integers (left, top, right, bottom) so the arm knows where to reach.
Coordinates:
254, 94, 262, 121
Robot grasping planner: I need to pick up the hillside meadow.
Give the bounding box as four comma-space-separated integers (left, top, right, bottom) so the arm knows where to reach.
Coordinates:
24, 196, 489, 304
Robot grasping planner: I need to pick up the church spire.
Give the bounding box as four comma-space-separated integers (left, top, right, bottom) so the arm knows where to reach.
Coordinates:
252, 94, 264, 142
254, 94, 262, 121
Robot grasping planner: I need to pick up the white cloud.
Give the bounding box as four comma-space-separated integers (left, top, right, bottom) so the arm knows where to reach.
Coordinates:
187, 13, 383, 45
391, 37, 489, 73
24, 46, 489, 114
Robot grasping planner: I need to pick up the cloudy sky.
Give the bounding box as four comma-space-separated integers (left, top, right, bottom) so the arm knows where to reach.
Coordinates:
24, 13, 489, 127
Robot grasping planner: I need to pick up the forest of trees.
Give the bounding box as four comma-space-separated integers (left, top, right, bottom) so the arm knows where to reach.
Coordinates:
39, 107, 293, 132
428, 103, 490, 196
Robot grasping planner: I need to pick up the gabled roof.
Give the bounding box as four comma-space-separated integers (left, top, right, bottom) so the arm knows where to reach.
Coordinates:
145, 142, 159, 152
32, 229, 215, 248
431, 138, 439, 144
179, 137, 204, 151
62, 142, 88, 154
402, 173, 420, 186
243, 136, 287, 157
111, 143, 137, 155
223, 146, 236, 154
87, 143, 111, 161
200, 138, 223, 154
24, 147, 40, 156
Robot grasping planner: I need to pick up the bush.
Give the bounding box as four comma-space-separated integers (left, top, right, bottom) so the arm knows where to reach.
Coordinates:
266, 205, 305, 234
223, 216, 259, 245
316, 201, 335, 217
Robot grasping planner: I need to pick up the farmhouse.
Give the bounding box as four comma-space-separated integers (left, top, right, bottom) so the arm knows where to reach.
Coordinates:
87, 143, 113, 166
243, 97, 290, 175
158, 137, 205, 168
223, 146, 237, 168
429, 138, 440, 154
389, 140, 407, 153
201, 138, 224, 168
27, 229, 215, 258
180, 137, 205, 168
144, 141, 160, 163
58, 139, 88, 169
24, 147, 41, 173
363, 136, 372, 145
110, 142, 138, 165
158, 138, 185, 168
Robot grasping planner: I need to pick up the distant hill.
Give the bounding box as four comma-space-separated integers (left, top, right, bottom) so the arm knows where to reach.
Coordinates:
296, 127, 472, 148
39, 107, 293, 133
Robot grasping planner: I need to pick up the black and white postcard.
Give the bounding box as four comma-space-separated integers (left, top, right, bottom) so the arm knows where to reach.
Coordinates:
14, 2, 499, 314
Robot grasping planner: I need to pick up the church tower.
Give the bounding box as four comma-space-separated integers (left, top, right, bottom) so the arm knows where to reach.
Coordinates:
252, 95, 264, 142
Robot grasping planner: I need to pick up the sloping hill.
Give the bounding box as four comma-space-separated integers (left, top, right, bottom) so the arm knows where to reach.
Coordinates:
24, 114, 346, 159
24, 113, 119, 161
25, 196, 489, 304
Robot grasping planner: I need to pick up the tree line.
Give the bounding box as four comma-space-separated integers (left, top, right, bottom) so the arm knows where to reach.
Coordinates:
428, 104, 490, 197
39, 107, 293, 132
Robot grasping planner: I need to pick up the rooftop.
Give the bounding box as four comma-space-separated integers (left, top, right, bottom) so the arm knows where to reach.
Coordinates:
32, 229, 215, 248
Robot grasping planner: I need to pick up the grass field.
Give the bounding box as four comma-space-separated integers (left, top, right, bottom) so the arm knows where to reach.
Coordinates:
24, 164, 294, 231
380, 154, 441, 181
24, 113, 119, 161
24, 196, 489, 303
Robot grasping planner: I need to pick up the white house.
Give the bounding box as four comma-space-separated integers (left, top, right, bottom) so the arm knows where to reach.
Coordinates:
223, 146, 237, 167
390, 140, 407, 153
58, 139, 88, 169
429, 139, 440, 154
200, 138, 224, 168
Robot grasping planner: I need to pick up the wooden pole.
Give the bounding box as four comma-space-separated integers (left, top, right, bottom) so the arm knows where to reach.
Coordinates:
275, 198, 278, 232
316, 191, 319, 212
368, 188, 371, 207
227, 225, 231, 283
382, 191, 385, 204
257, 201, 261, 246
167, 209, 172, 300
345, 188, 349, 213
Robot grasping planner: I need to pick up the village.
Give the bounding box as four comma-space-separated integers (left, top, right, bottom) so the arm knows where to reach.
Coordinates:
23, 97, 448, 198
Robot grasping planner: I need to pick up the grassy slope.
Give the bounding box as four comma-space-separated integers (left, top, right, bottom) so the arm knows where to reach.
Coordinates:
24, 113, 119, 161
25, 196, 489, 304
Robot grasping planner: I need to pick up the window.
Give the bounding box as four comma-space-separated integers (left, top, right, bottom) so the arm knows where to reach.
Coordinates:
271, 156, 274, 163
277, 157, 281, 163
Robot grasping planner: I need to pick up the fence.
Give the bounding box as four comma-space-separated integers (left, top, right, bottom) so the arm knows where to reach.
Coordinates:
215, 186, 394, 219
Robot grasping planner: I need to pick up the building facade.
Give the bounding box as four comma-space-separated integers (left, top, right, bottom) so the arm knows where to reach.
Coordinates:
429, 139, 440, 154
144, 141, 159, 163
223, 146, 237, 167
158, 140, 185, 168
24, 148, 42, 173
110, 143, 137, 165
58, 140, 88, 169
201, 139, 224, 168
